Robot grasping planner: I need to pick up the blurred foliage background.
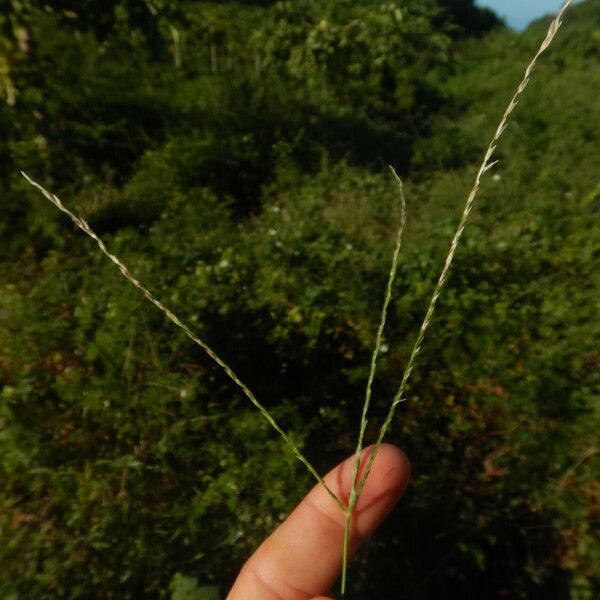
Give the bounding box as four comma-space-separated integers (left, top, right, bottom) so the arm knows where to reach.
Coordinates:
0, 1, 598, 598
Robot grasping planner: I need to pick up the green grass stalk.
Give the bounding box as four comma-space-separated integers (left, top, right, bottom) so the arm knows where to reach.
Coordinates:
20, 170, 344, 512
341, 166, 407, 596
353, 0, 575, 502
20, 0, 574, 594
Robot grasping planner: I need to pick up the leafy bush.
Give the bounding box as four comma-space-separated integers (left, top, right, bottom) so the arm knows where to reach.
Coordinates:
0, 1, 598, 598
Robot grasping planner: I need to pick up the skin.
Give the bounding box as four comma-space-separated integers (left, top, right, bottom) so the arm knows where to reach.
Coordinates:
227, 444, 411, 600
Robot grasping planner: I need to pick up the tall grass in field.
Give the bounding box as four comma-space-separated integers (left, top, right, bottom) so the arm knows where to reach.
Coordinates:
22, 0, 574, 595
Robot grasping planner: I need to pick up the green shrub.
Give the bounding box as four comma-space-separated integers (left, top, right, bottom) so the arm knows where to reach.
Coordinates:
1, 1, 598, 598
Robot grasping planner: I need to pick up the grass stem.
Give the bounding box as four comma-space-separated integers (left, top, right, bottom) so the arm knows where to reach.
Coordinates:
20, 170, 344, 511
341, 166, 407, 592
19, 0, 573, 591
354, 0, 574, 501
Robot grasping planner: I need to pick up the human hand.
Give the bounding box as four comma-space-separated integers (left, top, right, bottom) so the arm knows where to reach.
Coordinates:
227, 444, 411, 599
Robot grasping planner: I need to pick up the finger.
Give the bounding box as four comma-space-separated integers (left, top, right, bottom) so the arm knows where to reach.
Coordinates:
227, 444, 411, 600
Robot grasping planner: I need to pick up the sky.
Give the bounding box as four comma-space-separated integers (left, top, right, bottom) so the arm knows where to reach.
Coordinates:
475, 0, 577, 31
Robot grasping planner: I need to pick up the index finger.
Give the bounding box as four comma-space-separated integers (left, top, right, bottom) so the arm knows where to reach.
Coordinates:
227, 444, 411, 599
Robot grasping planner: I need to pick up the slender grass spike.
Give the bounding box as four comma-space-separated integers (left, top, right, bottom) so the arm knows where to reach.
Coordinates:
21, 1, 574, 595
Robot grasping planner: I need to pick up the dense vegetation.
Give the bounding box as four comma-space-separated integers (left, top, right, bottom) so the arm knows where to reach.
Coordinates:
0, 1, 598, 598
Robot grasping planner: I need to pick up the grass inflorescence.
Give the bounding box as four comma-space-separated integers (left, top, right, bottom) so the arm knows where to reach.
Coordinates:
22, 0, 574, 596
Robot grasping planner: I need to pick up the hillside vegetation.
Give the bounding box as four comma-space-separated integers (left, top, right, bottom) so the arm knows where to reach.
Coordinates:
0, 1, 598, 598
